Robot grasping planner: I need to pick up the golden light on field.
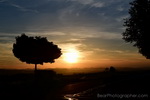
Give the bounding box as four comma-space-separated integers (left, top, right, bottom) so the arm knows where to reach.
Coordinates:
63, 48, 80, 63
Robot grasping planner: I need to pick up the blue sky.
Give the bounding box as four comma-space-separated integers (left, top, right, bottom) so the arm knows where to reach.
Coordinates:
1, 0, 150, 69
0, 0, 130, 33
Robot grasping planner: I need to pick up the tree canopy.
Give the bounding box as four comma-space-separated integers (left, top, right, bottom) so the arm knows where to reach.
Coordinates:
13, 34, 62, 70
122, 0, 150, 59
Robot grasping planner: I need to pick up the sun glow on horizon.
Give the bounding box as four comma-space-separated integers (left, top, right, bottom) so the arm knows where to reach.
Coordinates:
63, 49, 80, 63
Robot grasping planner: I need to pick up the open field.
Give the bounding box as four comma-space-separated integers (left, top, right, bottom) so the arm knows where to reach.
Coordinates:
0, 68, 150, 100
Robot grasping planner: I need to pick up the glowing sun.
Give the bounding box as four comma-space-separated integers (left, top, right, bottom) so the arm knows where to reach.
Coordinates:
63, 49, 79, 63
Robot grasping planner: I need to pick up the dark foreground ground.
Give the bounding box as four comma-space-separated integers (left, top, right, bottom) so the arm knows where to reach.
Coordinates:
0, 69, 150, 100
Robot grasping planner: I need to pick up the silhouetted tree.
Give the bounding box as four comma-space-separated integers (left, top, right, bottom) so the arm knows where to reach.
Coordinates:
122, 0, 150, 59
13, 34, 62, 71
104, 67, 109, 72
109, 66, 116, 73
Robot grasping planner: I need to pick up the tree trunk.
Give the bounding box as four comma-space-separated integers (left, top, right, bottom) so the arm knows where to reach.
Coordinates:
34, 64, 38, 84
35, 64, 37, 71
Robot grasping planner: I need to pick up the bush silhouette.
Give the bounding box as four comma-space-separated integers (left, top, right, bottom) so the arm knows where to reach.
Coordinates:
122, 0, 150, 59
104, 66, 116, 72
109, 66, 116, 73
13, 34, 62, 71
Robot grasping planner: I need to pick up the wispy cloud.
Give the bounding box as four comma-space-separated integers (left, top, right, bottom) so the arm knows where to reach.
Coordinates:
91, 2, 105, 8
69, 0, 94, 5
0, 0, 39, 13
0, 0, 7, 3
9, 3, 38, 13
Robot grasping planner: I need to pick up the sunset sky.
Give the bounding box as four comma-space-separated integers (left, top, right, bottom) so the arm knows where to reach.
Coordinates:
1, 0, 150, 69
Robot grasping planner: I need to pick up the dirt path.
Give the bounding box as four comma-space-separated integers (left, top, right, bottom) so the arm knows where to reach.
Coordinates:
44, 81, 103, 100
